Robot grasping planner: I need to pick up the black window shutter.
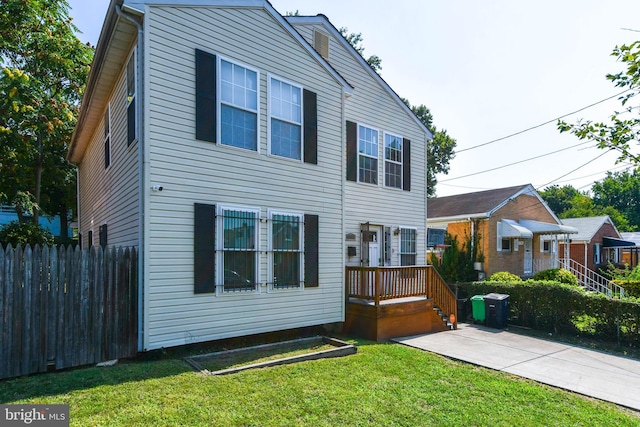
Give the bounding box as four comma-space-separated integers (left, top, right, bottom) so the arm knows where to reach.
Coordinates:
99, 224, 108, 248
346, 121, 357, 182
87, 230, 93, 247
195, 49, 217, 142
304, 214, 319, 288
194, 203, 216, 293
303, 89, 318, 164
403, 138, 411, 191
127, 98, 136, 146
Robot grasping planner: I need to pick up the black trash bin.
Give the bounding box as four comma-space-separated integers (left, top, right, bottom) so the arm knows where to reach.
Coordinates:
457, 298, 468, 323
484, 293, 509, 328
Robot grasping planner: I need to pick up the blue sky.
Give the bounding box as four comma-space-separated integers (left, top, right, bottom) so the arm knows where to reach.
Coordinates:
67, 0, 640, 196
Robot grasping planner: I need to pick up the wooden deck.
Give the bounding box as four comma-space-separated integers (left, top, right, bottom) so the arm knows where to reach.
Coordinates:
344, 266, 457, 341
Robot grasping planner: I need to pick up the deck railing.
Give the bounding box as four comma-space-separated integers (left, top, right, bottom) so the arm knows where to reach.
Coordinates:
345, 265, 457, 325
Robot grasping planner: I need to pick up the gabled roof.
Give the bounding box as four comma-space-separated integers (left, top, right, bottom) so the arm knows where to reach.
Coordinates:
286, 14, 433, 140
427, 184, 536, 221
560, 216, 621, 242
68, 0, 353, 163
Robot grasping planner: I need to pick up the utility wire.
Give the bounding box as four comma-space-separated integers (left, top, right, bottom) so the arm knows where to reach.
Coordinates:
536, 150, 612, 189
456, 89, 632, 154
439, 141, 591, 182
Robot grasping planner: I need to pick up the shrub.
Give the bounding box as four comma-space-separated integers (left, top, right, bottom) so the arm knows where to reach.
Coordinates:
612, 280, 640, 298
0, 221, 54, 247
532, 268, 579, 287
487, 271, 522, 282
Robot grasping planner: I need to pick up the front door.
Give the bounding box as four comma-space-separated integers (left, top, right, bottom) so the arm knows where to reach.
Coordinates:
369, 237, 380, 267
524, 239, 533, 276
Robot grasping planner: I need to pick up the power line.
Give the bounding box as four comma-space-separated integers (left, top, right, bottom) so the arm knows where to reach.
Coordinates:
536, 150, 612, 189
456, 89, 632, 154
439, 141, 591, 182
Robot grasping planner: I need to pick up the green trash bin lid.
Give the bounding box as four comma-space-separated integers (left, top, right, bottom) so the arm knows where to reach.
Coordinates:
471, 295, 485, 301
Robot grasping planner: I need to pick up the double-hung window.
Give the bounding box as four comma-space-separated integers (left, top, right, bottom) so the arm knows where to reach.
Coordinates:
220, 59, 258, 151
218, 206, 260, 292
400, 228, 417, 266
358, 125, 378, 184
384, 133, 403, 188
270, 211, 303, 289
126, 50, 136, 146
104, 104, 111, 169
269, 77, 302, 160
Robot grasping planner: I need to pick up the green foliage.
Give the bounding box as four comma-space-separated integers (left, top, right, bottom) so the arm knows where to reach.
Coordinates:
532, 268, 579, 287
592, 169, 640, 231
487, 271, 522, 282
430, 232, 477, 284
338, 27, 382, 72
0, 0, 94, 229
0, 220, 53, 246
612, 280, 640, 298
539, 184, 634, 231
558, 40, 640, 165
456, 281, 640, 347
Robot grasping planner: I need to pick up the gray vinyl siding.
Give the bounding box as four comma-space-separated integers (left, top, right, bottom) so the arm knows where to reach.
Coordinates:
293, 23, 428, 267
77, 53, 140, 248
143, 6, 344, 350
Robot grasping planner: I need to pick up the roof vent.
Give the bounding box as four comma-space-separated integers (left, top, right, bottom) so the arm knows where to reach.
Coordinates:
314, 30, 329, 60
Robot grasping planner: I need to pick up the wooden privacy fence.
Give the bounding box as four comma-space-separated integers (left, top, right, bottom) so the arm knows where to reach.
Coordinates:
0, 244, 138, 380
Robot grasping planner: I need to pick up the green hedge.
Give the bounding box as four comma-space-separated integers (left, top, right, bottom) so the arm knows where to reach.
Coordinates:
456, 281, 640, 347
612, 280, 640, 298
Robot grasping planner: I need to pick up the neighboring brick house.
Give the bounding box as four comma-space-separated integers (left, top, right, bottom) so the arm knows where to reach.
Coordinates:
560, 216, 636, 272
427, 184, 577, 278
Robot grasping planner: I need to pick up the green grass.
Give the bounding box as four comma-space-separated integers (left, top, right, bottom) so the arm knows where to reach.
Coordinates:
1, 339, 638, 426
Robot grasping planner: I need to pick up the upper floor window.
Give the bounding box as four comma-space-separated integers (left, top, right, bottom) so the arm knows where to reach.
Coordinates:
126, 50, 137, 146
384, 133, 403, 188
358, 125, 378, 184
104, 104, 111, 169
269, 77, 302, 160
220, 58, 258, 151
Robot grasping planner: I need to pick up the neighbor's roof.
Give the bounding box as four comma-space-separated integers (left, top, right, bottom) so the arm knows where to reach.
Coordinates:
560, 216, 620, 242
427, 184, 535, 220
621, 232, 640, 247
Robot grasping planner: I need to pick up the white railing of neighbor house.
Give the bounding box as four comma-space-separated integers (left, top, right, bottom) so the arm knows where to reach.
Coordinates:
559, 258, 625, 298
532, 258, 559, 274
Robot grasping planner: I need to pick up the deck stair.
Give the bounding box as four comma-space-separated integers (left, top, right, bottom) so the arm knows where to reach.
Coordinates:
433, 305, 455, 330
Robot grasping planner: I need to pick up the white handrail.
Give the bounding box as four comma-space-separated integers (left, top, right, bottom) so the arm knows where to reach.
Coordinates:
559, 258, 625, 298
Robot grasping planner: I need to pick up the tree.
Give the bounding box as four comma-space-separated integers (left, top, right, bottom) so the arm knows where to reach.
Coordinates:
540, 184, 634, 231
403, 100, 457, 197
592, 169, 640, 230
558, 41, 640, 165
0, 0, 93, 241
338, 27, 382, 73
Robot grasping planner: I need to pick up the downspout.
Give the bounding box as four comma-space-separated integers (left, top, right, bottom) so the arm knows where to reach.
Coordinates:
115, 4, 145, 352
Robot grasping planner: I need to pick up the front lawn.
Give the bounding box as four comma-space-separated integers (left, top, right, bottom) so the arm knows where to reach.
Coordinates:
0, 339, 637, 426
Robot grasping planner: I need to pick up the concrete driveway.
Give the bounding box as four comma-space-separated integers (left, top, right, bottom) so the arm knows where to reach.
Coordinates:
394, 323, 640, 411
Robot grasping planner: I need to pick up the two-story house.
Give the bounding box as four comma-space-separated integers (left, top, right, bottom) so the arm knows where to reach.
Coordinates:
67, 0, 431, 350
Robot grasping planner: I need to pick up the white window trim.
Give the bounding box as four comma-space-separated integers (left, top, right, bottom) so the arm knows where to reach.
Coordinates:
126, 48, 137, 146
104, 103, 111, 170
399, 226, 417, 266
267, 209, 304, 292
357, 123, 380, 186
267, 73, 304, 161
217, 55, 261, 153
216, 204, 261, 296
383, 131, 403, 189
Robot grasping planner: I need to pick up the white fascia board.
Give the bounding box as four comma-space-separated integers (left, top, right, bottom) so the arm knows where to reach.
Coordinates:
287, 15, 432, 139
427, 213, 490, 224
